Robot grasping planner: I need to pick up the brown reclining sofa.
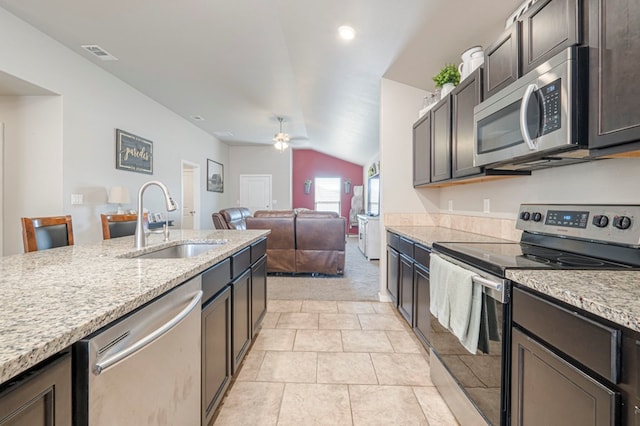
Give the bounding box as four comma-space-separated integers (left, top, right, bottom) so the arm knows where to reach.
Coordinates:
212, 208, 346, 275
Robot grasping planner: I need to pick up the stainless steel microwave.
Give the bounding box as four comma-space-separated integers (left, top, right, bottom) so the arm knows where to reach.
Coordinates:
474, 47, 588, 170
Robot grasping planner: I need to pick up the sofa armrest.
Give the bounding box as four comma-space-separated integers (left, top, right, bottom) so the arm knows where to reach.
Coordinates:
212, 213, 229, 229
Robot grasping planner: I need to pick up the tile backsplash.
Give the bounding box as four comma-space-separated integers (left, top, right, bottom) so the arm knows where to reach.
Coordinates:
384, 213, 521, 241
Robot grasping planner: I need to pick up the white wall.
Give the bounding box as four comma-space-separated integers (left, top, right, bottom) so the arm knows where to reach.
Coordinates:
380, 78, 439, 216
228, 146, 292, 210
0, 7, 231, 254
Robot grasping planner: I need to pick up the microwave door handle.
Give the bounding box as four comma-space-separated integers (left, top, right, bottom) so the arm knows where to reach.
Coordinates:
520, 83, 538, 151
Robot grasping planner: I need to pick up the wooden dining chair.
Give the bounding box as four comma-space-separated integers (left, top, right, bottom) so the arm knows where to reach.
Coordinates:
100, 213, 139, 240
21, 215, 75, 253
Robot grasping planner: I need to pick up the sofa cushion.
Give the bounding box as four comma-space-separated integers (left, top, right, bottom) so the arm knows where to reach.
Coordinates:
296, 210, 339, 219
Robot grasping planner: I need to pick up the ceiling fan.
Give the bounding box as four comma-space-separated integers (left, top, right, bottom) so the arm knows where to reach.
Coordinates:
272, 116, 309, 152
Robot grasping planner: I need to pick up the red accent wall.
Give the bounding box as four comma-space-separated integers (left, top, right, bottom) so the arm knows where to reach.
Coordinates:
292, 149, 364, 234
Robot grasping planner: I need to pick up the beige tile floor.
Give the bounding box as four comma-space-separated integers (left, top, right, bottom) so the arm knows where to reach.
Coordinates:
213, 300, 458, 425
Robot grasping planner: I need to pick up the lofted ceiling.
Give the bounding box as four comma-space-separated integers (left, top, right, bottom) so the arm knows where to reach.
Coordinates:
0, 0, 520, 165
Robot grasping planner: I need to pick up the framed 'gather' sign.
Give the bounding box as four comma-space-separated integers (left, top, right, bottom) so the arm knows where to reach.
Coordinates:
116, 129, 153, 174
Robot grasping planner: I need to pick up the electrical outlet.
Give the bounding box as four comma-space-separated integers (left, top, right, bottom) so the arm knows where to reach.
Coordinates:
448, 200, 453, 211
483, 198, 490, 213
71, 194, 84, 205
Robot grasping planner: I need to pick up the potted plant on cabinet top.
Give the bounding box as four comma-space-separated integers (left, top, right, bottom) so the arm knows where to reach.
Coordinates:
433, 64, 460, 99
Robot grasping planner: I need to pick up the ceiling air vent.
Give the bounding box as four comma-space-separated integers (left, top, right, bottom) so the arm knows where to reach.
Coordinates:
81, 45, 118, 61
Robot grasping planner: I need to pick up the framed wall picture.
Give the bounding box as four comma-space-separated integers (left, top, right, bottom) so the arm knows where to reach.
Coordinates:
115, 129, 153, 174
207, 159, 224, 192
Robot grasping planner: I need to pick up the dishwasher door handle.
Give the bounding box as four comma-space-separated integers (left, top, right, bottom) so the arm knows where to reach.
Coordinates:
93, 290, 203, 375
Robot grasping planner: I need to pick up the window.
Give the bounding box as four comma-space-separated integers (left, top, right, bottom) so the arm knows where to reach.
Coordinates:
314, 177, 341, 214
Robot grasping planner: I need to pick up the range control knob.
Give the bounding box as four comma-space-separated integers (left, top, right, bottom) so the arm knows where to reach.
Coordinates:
613, 216, 632, 230
532, 212, 543, 222
520, 212, 531, 221
592, 215, 609, 228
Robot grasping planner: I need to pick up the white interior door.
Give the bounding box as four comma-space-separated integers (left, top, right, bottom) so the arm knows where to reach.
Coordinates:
240, 175, 272, 213
181, 161, 200, 230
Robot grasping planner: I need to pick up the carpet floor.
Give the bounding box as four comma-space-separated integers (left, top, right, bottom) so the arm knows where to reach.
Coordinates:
267, 237, 381, 301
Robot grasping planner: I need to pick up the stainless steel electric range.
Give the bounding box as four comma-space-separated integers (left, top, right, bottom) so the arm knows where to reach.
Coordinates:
429, 204, 640, 426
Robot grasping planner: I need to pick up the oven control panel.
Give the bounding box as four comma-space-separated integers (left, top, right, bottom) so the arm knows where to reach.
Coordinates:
517, 204, 640, 247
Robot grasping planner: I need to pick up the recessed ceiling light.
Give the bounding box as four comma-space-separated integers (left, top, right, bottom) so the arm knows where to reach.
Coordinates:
213, 131, 234, 138
338, 25, 356, 41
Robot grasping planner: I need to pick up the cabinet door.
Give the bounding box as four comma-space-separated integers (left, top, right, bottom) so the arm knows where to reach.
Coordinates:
521, 0, 581, 75
0, 352, 71, 426
413, 112, 431, 186
202, 286, 231, 425
452, 68, 482, 178
413, 263, 431, 348
511, 327, 617, 426
231, 268, 251, 373
430, 96, 452, 183
251, 255, 267, 337
484, 23, 520, 99
398, 254, 415, 326
386, 246, 400, 304
588, 0, 640, 149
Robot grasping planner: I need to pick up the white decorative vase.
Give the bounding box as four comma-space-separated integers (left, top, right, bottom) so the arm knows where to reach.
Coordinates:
440, 83, 455, 99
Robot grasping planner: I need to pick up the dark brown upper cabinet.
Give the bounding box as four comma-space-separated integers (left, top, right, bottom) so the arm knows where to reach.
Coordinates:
412, 112, 431, 187
588, 0, 640, 150
521, 0, 583, 75
430, 95, 452, 182
483, 23, 520, 99
452, 68, 483, 178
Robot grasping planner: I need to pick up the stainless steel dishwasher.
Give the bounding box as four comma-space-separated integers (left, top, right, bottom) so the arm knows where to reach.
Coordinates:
74, 276, 202, 425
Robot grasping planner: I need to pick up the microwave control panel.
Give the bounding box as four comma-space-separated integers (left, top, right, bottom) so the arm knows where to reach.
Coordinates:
540, 78, 561, 135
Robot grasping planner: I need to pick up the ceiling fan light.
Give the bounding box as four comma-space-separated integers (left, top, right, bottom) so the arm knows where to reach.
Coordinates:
274, 140, 289, 152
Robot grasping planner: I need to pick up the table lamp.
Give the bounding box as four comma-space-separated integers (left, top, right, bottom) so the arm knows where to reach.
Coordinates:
108, 186, 130, 214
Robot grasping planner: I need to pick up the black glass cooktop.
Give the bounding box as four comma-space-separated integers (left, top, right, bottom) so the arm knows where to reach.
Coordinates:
433, 241, 634, 277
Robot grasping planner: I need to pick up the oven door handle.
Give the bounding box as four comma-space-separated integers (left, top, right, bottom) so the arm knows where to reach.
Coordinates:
472, 275, 503, 292
520, 83, 539, 151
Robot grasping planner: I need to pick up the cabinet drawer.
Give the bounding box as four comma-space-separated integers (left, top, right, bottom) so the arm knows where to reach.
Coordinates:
251, 238, 267, 264
387, 231, 400, 250
414, 244, 430, 268
399, 237, 415, 258
231, 247, 251, 279
202, 258, 231, 303
513, 287, 620, 382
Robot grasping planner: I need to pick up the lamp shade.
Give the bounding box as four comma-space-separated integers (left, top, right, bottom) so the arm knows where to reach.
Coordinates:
108, 186, 130, 204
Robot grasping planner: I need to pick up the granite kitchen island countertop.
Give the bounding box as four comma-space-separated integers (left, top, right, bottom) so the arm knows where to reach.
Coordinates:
507, 269, 640, 333
0, 229, 268, 385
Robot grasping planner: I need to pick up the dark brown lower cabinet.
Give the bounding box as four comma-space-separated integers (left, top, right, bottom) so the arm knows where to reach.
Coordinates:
398, 254, 414, 326
413, 263, 431, 348
202, 286, 231, 425
0, 352, 71, 426
251, 255, 267, 337
511, 327, 617, 425
232, 268, 252, 373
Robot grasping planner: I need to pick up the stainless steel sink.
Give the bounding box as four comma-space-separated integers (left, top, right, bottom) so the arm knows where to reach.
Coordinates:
132, 241, 228, 259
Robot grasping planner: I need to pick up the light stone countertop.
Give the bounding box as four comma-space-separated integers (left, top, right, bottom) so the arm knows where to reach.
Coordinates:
507, 269, 640, 333
387, 226, 640, 333
386, 226, 511, 247
0, 229, 268, 385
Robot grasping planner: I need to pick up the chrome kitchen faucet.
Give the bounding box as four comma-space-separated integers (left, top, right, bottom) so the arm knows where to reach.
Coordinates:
134, 181, 178, 249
